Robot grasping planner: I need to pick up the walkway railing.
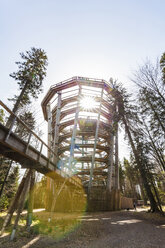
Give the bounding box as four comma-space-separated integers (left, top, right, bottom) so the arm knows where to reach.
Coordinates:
0, 100, 55, 163
0, 100, 82, 189
50, 76, 109, 89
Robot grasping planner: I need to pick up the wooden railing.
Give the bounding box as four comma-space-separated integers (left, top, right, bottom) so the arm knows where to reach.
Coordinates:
0, 100, 55, 163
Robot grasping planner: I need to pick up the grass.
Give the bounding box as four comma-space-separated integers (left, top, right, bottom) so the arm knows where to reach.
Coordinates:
0, 209, 85, 240
31, 210, 83, 239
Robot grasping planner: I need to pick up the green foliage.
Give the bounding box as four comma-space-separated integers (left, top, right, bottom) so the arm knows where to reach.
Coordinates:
0, 194, 9, 210
0, 47, 47, 204
15, 110, 36, 139
132, 59, 165, 174
31, 212, 81, 239
111, 77, 163, 211
33, 176, 47, 208
120, 157, 141, 199
0, 161, 19, 210
5, 166, 19, 199
10, 47, 48, 104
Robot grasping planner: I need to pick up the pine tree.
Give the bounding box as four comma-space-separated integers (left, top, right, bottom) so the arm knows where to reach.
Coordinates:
0, 161, 19, 210
132, 59, 165, 173
123, 158, 139, 199
7, 47, 48, 127
0, 47, 48, 198
110, 80, 162, 212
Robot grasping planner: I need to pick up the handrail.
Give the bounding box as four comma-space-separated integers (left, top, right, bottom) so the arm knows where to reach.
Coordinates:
50, 76, 109, 90
0, 100, 56, 157
0, 100, 83, 187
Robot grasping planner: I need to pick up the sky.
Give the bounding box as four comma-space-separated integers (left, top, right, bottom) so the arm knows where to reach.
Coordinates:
0, 0, 165, 160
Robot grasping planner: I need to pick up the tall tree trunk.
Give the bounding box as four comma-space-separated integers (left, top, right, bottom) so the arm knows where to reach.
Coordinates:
121, 114, 160, 212
6, 80, 29, 128
1, 169, 30, 235
26, 170, 35, 231
10, 170, 31, 240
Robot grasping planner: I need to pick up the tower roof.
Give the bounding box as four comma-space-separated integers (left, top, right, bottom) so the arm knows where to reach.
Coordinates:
41, 76, 112, 121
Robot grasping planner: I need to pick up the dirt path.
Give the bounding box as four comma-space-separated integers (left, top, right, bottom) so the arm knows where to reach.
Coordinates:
0, 209, 165, 248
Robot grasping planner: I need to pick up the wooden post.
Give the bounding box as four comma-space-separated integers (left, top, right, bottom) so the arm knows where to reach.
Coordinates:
88, 87, 103, 193
49, 179, 67, 221
26, 170, 35, 232
47, 103, 52, 161
10, 170, 31, 240
0, 169, 30, 235
53, 92, 61, 164
68, 86, 82, 173
46, 103, 52, 209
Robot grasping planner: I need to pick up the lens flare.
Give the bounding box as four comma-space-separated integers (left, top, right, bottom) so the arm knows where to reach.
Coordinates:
80, 96, 97, 110
31, 171, 87, 240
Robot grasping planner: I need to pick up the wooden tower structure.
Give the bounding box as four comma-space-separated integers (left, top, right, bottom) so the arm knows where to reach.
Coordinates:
42, 77, 120, 210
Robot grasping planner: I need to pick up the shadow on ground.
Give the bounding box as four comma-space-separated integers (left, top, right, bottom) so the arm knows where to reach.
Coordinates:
0, 208, 165, 248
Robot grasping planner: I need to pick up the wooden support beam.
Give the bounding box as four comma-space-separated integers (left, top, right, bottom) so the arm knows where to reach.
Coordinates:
26, 170, 35, 232
53, 92, 61, 164
48, 179, 67, 221
46, 104, 53, 201
47, 103, 52, 156
68, 86, 82, 172
10, 170, 31, 240
88, 88, 104, 193
0, 169, 30, 235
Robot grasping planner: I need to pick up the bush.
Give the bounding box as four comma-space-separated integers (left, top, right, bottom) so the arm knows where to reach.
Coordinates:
0, 194, 9, 210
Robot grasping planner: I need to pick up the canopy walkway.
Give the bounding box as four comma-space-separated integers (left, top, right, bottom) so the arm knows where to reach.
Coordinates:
0, 100, 81, 188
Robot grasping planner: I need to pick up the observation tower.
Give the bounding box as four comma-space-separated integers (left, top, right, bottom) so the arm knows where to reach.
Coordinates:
42, 77, 120, 210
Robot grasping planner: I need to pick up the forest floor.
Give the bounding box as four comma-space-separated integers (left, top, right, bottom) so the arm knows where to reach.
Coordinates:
0, 208, 165, 248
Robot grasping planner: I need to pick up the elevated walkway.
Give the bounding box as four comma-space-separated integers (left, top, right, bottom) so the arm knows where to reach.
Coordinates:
0, 101, 81, 188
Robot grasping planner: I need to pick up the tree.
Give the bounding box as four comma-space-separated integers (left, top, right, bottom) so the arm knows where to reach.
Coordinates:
0, 162, 19, 210
131, 57, 165, 209
123, 157, 140, 199
110, 80, 162, 212
7, 47, 48, 127
14, 109, 36, 139
0, 47, 48, 198
33, 176, 47, 209
132, 59, 165, 164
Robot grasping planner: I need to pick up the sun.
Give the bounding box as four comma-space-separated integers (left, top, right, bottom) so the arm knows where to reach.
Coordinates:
80, 96, 97, 110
